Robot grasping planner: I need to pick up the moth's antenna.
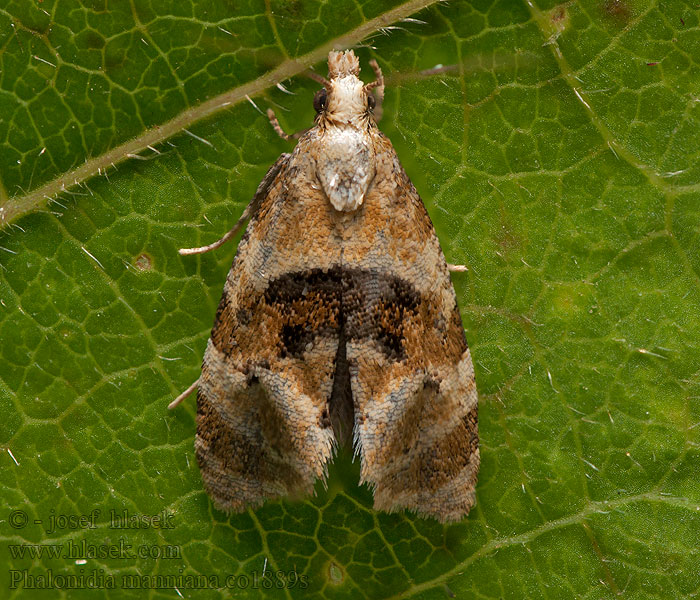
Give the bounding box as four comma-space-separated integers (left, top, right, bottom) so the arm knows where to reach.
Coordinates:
307, 71, 331, 88
363, 59, 384, 92
364, 59, 385, 121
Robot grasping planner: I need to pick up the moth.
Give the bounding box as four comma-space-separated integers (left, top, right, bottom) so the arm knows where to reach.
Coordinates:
169, 50, 479, 522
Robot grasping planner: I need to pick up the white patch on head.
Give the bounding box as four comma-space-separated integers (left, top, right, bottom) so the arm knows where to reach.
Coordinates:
327, 76, 366, 125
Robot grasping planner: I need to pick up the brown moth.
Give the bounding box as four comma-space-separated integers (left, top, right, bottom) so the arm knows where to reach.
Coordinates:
169, 50, 479, 522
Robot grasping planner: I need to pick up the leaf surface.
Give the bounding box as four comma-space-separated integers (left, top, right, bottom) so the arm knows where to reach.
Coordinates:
1, 0, 699, 598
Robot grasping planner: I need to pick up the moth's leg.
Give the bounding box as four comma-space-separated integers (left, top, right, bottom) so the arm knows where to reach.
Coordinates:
168, 377, 199, 410
368, 59, 385, 122
179, 204, 253, 255
266, 109, 309, 141
179, 153, 291, 255
267, 109, 293, 140
447, 264, 467, 272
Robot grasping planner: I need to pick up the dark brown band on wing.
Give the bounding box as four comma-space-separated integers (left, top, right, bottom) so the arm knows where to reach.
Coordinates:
211, 267, 458, 362
263, 268, 343, 359
341, 268, 420, 361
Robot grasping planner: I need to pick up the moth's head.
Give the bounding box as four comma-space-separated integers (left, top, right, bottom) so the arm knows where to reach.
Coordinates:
313, 50, 378, 127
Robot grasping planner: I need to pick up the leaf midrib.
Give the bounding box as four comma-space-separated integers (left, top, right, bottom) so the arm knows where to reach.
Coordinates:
0, 0, 440, 229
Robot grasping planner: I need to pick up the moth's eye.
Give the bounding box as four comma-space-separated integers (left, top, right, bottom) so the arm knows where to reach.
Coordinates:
367, 93, 376, 111
313, 89, 327, 113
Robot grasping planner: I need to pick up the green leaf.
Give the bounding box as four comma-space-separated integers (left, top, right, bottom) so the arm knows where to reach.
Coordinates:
1, 0, 699, 598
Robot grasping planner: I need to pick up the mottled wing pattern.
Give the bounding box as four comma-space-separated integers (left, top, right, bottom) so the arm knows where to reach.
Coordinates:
196, 152, 344, 511
195, 130, 477, 521
343, 134, 479, 522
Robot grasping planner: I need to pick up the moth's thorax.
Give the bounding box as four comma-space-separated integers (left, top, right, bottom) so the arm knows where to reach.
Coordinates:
315, 123, 375, 212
